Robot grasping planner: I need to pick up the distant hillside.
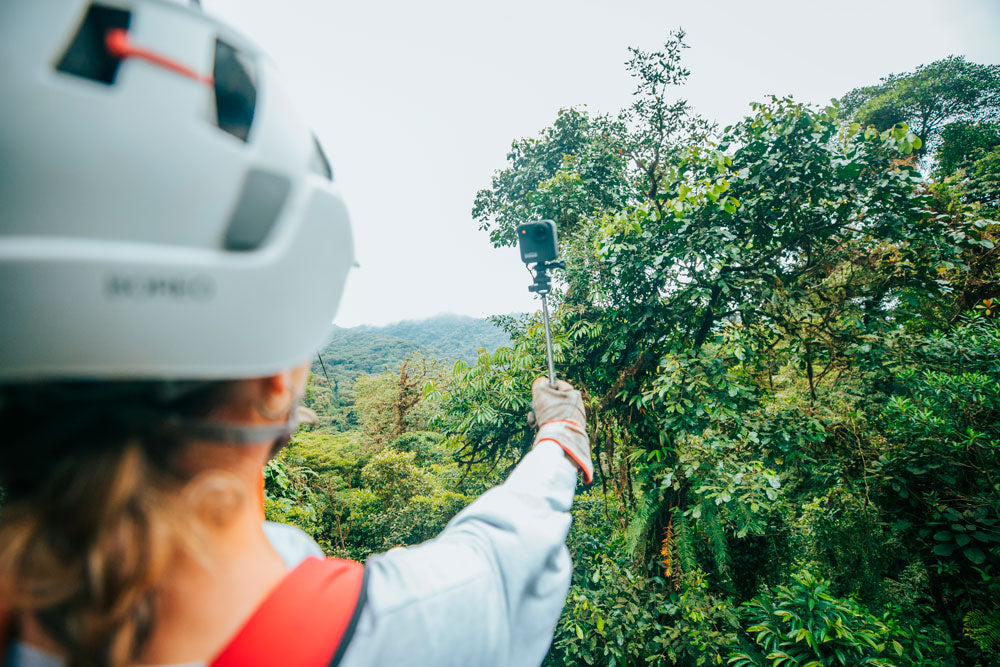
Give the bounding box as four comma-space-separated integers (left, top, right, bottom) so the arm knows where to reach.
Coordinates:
307, 329, 424, 432
310, 313, 511, 396
316, 329, 422, 378
351, 314, 511, 364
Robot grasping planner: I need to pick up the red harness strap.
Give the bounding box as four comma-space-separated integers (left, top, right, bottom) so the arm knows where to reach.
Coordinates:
210, 557, 366, 667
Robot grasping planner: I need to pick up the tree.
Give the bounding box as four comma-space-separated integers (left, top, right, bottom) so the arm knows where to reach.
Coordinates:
472, 107, 631, 247
451, 39, 1000, 665
472, 31, 709, 248
839, 56, 1000, 157
935, 120, 1000, 177
353, 353, 448, 446
871, 313, 1000, 661
618, 30, 713, 215
965, 148, 1000, 213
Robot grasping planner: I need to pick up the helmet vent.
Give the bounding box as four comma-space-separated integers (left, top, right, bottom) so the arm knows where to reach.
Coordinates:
223, 169, 291, 251
213, 39, 257, 142
56, 4, 132, 85
310, 135, 333, 181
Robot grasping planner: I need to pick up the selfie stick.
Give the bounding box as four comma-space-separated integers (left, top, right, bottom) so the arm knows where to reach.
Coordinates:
528, 260, 565, 387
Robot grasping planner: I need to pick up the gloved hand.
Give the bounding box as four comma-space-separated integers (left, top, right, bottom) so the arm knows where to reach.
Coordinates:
529, 378, 592, 484
528, 378, 586, 428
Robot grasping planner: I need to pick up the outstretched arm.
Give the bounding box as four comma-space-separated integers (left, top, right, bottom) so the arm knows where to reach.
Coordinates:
338, 380, 592, 667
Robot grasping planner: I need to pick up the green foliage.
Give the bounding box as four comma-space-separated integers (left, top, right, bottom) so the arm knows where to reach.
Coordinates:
727, 573, 914, 667
264, 453, 324, 540
472, 31, 711, 249
268, 347, 476, 560
963, 609, 1000, 659
431, 343, 539, 467
961, 148, 1000, 214
268, 42, 1000, 667
353, 353, 448, 446
935, 121, 1000, 177
347, 448, 471, 552
551, 564, 740, 667
308, 315, 510, 431
473, 107, 631, 247
456, 39, 1000, 667
839, 55, 1000, 155
351, 314, 512, 365
547, 497, 740, 667
268, 422, 476, 562
791, 489, 895, 604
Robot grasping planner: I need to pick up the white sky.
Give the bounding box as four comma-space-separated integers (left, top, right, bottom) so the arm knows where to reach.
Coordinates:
204, 0, 1000, 326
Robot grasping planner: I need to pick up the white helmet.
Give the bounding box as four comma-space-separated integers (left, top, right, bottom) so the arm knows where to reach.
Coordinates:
0, 0, 356, 381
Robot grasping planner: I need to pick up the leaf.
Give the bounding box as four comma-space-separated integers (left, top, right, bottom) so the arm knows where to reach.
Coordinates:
962, 547, 986, 564
932, 543, 956, 557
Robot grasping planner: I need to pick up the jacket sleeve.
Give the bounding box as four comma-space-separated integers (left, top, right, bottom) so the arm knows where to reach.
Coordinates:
336, 440, 578, 667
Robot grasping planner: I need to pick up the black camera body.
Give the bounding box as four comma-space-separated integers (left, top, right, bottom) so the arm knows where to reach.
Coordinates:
515, 220, 564, 385
517, 220, 559, 264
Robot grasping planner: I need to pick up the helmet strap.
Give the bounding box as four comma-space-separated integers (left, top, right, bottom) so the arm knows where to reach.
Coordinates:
149, 398, 317, 453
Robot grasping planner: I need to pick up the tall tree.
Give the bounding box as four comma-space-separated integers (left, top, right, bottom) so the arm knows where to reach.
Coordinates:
935, 120, 1000, 177
448, 39, 1000, 664
472, 107, 630, 247
839, 56, 1000, 156
472, 31, 709, 248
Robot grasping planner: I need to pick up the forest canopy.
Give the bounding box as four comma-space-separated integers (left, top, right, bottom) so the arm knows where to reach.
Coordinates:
271, 35, 999, 667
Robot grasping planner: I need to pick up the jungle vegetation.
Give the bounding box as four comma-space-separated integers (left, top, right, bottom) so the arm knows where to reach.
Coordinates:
305, 314, 510, 430
268, 37, 1000, 666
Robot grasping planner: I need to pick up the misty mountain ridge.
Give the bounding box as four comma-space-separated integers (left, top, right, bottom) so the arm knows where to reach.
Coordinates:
351, 314, 511, 360
317, 313, 512, 380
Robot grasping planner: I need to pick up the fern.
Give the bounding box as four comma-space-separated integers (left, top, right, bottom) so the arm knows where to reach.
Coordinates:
623, 487, 661, 558
964, 609, 1000, 656
673, 510, 699, 577
702, 502, 731, 580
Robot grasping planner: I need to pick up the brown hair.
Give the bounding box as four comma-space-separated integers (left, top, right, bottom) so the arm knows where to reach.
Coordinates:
0, 381, 238, 667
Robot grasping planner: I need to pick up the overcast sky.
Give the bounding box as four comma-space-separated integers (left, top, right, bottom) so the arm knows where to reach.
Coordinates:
204, 0, 1000, 326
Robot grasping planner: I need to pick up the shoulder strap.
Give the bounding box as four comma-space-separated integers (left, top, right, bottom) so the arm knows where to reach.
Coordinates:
210, 557, 366, 667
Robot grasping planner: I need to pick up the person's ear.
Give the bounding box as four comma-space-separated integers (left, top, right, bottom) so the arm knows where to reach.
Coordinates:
288, 363, 310, 394
257, 371, 293, 421
255, 363, 310, 421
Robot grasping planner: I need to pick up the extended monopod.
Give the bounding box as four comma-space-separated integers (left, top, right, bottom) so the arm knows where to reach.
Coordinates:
517, 220, 565, 387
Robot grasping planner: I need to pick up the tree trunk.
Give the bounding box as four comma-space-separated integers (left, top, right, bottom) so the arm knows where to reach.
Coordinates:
693, 284, 723, 350
805, 339, 817, 402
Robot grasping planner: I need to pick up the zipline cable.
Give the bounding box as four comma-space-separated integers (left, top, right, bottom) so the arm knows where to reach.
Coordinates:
316, 352, 336, 396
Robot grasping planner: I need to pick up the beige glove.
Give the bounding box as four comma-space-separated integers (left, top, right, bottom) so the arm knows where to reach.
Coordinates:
530, 378, 593, 483
528, 378, 586, 427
